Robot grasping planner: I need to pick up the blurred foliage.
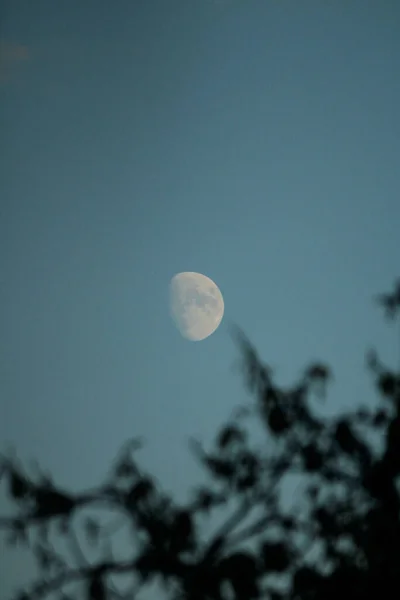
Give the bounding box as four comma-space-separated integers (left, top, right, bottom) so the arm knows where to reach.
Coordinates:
1, 278, 400, 600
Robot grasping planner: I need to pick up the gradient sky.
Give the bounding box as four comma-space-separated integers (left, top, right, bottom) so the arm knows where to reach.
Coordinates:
1, 1, 399, 597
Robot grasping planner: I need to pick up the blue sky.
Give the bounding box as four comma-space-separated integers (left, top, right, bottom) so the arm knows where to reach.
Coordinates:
1, 0, 399, 597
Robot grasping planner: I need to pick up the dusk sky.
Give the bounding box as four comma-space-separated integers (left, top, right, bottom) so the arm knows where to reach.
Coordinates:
1, 1, 399, 597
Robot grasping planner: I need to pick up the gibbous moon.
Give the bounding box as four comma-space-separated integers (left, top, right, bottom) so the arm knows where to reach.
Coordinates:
169, 272, 224, 341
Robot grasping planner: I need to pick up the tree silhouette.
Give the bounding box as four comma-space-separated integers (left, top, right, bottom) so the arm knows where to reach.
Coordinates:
1, 278, 400, 600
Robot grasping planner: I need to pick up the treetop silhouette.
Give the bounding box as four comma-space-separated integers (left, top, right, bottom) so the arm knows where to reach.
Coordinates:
1, 278, 400, 600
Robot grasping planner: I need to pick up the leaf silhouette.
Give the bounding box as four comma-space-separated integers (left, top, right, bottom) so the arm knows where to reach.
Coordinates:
376, 281, 400, 321
169, 510, 194, 553
126, 478, 154, 507
260, 541, 291, 572
334, 419, 358, 454
378, 372, 398, 398
217, 425, 245, 449
114, 459, 137, 479
88, 575, 106, 600
267, 405, 291, 435
306, 363, 331, 382
292, 566, 324, 596
9, 470, 32, 501
302, 443, 323, 471
372, 408, 389, 427
219, 552, 259, 600
34, 486, 75, 519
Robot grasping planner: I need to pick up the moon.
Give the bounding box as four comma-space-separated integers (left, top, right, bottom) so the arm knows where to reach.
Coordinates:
169, 272, 224, 341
